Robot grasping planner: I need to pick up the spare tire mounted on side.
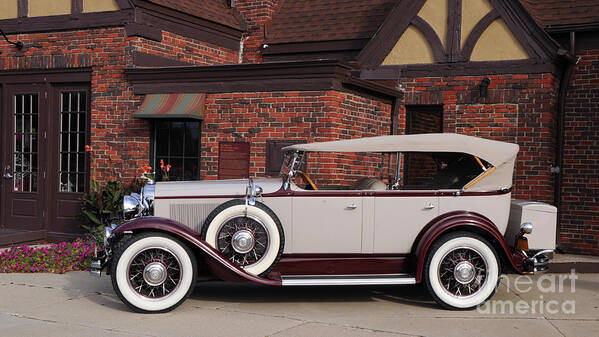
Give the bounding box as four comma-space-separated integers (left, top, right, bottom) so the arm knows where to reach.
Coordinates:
201, 199, 284, 277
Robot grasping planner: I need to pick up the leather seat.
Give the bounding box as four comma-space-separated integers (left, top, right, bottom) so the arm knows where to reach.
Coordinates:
352, 177, 387, 190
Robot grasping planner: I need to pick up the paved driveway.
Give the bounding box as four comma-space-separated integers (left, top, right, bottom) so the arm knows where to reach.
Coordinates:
0, 272, 597, 337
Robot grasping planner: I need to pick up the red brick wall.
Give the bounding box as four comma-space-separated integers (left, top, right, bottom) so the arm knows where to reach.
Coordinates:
560, 49, 599, 255
393, 73, 559, 203
234, 0, 280, 63
0, 28, 239, 184
201, 90, 392, 187
130, 31, 239, 65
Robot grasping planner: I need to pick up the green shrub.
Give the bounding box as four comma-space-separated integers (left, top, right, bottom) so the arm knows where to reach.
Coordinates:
79, 178, 144, 244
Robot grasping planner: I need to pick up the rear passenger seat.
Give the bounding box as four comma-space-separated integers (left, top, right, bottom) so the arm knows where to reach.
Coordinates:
352, 178, 387, 190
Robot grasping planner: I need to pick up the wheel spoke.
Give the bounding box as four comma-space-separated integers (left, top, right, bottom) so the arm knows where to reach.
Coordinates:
438, 247, 488, 297
216, 216, 269, 267
127, 247, 181, 299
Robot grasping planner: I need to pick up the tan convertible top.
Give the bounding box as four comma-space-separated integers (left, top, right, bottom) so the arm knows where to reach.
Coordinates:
283, 133, 518, 168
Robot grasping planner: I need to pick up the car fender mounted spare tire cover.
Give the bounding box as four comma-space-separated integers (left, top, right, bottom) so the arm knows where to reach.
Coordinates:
201, 199, 284, 277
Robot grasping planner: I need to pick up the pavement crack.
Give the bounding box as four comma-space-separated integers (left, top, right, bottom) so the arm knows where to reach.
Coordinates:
206, 307, 419, 337
546, 319, 567, 337
267, 321, 309, 336
4, 312, 60, 324
1, 312, 157, 337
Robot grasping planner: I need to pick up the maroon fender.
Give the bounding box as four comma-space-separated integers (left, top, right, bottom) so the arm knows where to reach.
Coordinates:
411, 211, 523, 283
112, 217, 281, 286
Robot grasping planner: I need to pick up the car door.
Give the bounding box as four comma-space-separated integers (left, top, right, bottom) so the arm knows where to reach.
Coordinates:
291, 191, 363, 253
372, 192, 439, 253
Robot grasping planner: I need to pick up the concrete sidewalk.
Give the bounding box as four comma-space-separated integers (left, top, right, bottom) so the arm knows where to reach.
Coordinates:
0, 271, 598, 337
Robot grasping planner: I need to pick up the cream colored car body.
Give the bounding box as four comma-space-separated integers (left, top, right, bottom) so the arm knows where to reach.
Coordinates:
152, 134, 556, 255
155, 179, 521, 254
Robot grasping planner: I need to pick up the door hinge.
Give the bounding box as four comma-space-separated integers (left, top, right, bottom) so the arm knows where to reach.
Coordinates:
44, 91, 47, 99
44, 131, 47, 139
43, 171, 46, 179
42, 211, 46, 217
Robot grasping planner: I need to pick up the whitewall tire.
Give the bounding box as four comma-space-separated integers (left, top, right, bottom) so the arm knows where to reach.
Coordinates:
110, 232, 197, 313
201, 199, 284, 277
424, 231, 500, 310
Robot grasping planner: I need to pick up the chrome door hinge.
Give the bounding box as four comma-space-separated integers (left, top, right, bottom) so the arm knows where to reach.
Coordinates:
44, 91, 47, 99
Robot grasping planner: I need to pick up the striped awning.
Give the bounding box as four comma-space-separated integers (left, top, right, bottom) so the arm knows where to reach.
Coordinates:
133, 93, 205, 120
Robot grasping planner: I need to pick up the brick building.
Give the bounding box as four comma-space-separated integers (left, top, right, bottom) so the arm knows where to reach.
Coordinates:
0, 0, 597, 255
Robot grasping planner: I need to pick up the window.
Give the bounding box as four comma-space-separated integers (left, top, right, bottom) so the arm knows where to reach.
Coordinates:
266, 140, 297, 176
14, 93, 39, 192
152, 120, 201, 181
59, 91, 87, 193
401, 152, 486, 190
405, 105, 443, 185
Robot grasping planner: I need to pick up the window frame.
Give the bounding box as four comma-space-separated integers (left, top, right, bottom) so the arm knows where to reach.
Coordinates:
150, 119, 202, 181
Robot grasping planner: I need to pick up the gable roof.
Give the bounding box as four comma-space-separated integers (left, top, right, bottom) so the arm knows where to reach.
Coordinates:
266, 0, 396, 44
357, 0, 560, 67
146, 0, 244, 30
519, 0, 599, 28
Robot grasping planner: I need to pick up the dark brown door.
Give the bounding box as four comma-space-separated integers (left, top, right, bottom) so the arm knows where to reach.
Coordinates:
49, 87, 89, 234
2, 85, 47, 230
1, 84, 89, 234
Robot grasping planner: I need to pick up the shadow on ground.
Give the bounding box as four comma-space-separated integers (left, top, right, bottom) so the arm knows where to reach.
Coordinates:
190, 281, 437, 308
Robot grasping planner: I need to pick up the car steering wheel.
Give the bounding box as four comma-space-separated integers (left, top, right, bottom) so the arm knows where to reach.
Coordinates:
296, 170, 318, 191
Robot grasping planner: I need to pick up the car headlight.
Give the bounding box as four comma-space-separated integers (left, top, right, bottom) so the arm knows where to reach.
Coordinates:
123, 185, 156, 220
141, 185, 155, 208
123, 194, 141, 219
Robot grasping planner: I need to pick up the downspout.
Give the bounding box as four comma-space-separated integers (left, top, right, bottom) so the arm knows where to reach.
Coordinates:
554, 34, 581, 250
238, 36, 248, 64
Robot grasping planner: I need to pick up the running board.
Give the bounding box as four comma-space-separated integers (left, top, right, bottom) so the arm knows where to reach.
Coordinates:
281, 274, 416, 286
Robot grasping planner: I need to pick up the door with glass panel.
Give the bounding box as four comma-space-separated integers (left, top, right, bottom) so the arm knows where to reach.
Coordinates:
50, 87, 89, 233
2, 85, 47, 229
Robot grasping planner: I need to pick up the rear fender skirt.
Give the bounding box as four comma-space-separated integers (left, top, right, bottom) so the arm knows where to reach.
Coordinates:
113, 217, 281, 286
411, 211, 523, 282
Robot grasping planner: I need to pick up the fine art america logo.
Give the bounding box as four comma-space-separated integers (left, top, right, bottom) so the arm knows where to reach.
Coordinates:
477, 270, 577, 315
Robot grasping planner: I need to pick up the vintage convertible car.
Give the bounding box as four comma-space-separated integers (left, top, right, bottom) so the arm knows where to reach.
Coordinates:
91, 133, 556, 312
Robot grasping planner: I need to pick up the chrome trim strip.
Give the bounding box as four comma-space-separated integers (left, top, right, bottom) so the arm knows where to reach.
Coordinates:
281, 274, 416, 286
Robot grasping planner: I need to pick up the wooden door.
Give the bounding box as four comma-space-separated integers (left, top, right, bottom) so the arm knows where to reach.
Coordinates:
48, 87, 90, 234
1, 85, 47, 230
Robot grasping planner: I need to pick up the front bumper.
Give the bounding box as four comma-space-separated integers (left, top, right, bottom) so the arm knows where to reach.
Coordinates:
90, 249, 107, 277
521, 249, 553, 273
90, 225, 117, 277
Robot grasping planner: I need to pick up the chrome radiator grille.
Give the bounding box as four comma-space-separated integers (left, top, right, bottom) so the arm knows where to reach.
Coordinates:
169, 203, 219, 233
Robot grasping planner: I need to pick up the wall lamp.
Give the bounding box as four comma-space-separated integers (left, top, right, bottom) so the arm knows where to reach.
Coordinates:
0, 27, 25, 53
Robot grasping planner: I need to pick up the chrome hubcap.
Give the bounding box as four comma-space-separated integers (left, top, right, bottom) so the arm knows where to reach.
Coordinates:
216, 216, 269, 267
454, 261, 476, 284
231, 230, 255, 254
143, 262, 167, 286
438, 247, 488, 297
128, 247, 181, 299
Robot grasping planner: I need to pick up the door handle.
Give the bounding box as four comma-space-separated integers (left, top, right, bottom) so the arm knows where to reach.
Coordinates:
3, 173, 12, 180
423, 203, 435, 210
346, 203, 357, 210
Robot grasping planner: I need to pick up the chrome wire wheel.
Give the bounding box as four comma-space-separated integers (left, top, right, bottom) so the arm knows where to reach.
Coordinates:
438, 247, 488, 298
424, 232, 500, 310
112, 233, 197, 313
128, 247, 182, 299
216, 216, 269, 267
